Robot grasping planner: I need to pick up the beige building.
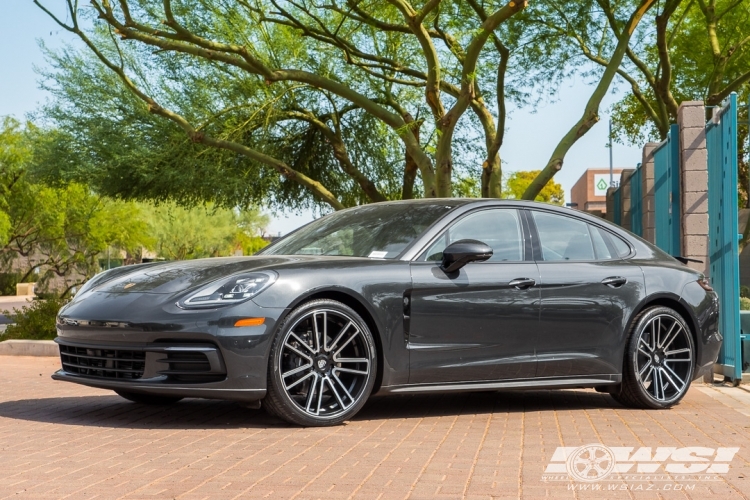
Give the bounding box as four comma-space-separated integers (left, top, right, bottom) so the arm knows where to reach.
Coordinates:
570, 168, 623, 214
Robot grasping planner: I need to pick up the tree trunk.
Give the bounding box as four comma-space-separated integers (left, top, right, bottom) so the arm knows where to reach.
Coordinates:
402, 120, 422, 200
484, 154, 502, 198
522, 0, 657, 200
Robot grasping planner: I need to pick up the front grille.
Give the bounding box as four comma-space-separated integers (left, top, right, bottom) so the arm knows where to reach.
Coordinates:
59, 344, 145, 380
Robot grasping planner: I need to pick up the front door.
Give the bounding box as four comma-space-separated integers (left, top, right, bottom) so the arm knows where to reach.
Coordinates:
408, 208, 541, 384
528, 210, 646, 378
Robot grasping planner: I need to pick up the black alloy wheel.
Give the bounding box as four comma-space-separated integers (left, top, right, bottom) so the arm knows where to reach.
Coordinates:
264, 299, 377, 426
611, 306, 694, 409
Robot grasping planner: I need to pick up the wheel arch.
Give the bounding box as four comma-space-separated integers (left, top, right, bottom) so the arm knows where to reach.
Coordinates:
624, 292, 701, 368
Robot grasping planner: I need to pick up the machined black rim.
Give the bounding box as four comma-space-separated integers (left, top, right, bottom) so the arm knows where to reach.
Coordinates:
634, 313, 693, 403
279, 308, 372, 419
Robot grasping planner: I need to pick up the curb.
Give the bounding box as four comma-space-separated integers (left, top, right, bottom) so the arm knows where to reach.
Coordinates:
0, 340, 59, 357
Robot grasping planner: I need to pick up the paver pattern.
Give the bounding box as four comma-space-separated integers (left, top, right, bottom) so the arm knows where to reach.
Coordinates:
0, 355, 748, 499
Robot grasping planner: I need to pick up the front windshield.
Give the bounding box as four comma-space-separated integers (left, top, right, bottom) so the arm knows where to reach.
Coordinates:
262, 203, 454, 259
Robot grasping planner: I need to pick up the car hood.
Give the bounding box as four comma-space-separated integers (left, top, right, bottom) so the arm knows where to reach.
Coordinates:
84, 255, 373, 295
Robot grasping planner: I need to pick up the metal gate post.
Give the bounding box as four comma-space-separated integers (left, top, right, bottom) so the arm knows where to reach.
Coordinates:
707, 93, 742, 382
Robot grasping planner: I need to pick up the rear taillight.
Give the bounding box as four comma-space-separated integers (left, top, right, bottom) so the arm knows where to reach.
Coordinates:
697, 277, 713, 292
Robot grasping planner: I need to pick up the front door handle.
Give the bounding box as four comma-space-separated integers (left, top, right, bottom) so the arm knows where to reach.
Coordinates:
602, 276, 627, 288
509, 277, 536, 290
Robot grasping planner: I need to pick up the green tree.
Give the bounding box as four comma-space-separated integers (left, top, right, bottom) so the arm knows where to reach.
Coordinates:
146, 202, 268, 260
33, 0, 533, 209
502, 170, 564, 205
0, 117, 152, 295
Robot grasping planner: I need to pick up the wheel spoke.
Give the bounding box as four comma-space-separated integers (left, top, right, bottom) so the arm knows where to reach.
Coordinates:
639, 337, 653, 353
305, 373, 320, 414
285, 370, 315, 391
327, 321, 353, 353
282, 362, 312, 379
316, 376, 325, 415
332, 372, 354, 401
662, 363, 686, 391
334, 366, 368, 376
312, 312, 324, 353
334, 330, 361, 357
654, 368, 664, 401
285, 342, 313, 361
289, 332, 316, 355
665, 348, 691, 357
642, 365, 654, 386
326, 375, 349, 410
655, 317, 662, 349
638, 346, 652, 357
638, 359, 652, 377
333, 357, 369, 364
659, 322, 679, 349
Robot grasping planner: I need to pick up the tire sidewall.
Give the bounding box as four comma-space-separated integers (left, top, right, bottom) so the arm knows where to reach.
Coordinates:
626, 306, 695, 408
268, 299, 377, 426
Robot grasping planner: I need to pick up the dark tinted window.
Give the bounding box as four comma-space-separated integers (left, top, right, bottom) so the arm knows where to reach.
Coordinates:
532, 211, 595, 261
608, 231, 632, 257
590, 225, 613, 260
422, 209, 524, 262
263, 203, 453, 259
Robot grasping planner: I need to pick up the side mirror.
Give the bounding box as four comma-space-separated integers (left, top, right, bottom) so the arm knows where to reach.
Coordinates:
440, 239, 493, 273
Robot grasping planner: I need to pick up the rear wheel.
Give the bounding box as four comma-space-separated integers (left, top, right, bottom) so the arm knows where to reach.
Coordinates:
115, 390, 183, 405
264, 299, 377, 426
612, 306, 695, 409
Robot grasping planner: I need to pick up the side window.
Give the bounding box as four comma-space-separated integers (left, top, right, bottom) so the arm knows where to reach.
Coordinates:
422, 209, 524, 262
608, 231, 632, 257
590, 225, 613, 260
532, 211, 595, 261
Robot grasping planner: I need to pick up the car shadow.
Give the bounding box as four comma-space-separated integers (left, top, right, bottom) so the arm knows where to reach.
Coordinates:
0, 389, 621, 429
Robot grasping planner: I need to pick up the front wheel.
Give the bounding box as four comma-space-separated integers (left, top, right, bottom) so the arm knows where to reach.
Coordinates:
612, 306, 695, 409
263, 299, 377, 426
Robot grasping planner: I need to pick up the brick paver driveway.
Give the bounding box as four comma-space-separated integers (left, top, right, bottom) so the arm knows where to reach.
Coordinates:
0, 356, 748, 499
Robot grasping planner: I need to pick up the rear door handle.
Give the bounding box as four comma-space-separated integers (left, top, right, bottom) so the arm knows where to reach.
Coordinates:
602, 276, 627, 288
509, 278, 536, 290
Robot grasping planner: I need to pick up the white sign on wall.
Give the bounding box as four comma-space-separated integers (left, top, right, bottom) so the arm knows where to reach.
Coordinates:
594, 173, 621, 196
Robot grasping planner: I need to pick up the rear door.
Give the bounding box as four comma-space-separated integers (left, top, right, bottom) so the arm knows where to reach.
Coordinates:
408, 208, 541, 384
528, 210, 645, 378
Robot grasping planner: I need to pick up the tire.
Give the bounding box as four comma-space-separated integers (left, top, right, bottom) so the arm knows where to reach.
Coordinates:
263, 299, 378, 426
115, 390, 184, 405
612, 306, 695, 409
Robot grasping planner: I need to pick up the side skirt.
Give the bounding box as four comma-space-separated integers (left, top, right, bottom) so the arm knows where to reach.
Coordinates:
377, 374, 622, 395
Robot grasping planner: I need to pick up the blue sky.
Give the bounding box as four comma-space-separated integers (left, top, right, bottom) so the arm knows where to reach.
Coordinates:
1, 1, 644, 234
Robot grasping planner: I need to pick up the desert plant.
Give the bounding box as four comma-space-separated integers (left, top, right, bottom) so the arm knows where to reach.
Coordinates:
2, 297, 68, 340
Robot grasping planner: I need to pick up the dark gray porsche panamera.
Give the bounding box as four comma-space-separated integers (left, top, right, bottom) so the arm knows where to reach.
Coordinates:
53, 199, 721, 426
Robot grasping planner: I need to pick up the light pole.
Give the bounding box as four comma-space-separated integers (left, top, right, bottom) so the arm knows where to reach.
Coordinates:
609, 119, 614, 187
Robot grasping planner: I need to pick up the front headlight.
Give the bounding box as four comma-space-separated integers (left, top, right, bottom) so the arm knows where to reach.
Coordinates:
177, 271, 277, 309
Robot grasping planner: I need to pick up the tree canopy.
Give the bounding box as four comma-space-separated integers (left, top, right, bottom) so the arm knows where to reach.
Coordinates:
33, 0, 746, 207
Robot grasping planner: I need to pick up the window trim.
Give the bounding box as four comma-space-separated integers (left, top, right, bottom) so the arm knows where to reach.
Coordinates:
525, 209, 631, 263
413, 207, 531, 263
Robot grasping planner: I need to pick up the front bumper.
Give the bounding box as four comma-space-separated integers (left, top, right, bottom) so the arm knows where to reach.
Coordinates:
52, 292, 290, 401
52, 337, 268, 402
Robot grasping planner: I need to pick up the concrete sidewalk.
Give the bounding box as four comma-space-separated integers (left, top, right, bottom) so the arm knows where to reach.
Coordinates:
0, 356, 748, 499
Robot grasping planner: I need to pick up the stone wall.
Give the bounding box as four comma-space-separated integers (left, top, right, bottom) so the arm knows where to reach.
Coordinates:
677, 101, 709, 275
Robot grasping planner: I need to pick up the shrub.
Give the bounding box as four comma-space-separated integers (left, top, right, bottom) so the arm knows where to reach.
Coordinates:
741, 286, 750, 299
740, 297, 750, 311
2, 297, 68, 340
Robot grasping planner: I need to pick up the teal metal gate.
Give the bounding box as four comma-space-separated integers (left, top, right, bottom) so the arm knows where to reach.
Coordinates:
613, 188, 622, 226
706, 93, 742, 382
654, 124, 681, 255
630, 164, 643, 237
